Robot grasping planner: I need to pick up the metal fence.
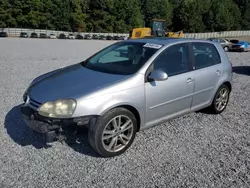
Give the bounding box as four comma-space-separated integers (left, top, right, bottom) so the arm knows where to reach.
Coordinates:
183, 30, 250, 39
0, 28, 129, 37
2, 27, 250, 39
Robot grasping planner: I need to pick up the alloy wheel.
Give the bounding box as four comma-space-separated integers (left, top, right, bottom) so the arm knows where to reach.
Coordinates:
215, 88, 229, 112
102, 115, 134, 153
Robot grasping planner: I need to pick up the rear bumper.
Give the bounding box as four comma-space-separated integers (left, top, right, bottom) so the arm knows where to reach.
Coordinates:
20, 104, 99, 143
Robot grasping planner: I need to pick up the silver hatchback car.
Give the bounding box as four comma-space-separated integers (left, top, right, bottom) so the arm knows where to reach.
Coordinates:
21, 37, 233, 157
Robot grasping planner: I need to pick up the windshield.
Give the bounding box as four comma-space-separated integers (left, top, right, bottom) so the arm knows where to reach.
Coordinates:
81, 42, 162, 75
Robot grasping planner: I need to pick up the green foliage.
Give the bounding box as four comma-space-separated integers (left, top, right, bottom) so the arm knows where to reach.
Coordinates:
211, 0, 241, 31
0, 0, 16, 27
143, 0, 173, 28
234, 0, 250, 29
172, 0, 206, 32
0, 0, 249, 32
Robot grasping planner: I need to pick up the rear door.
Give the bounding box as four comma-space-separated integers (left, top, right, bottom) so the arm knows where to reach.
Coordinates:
190, 42, 222, 110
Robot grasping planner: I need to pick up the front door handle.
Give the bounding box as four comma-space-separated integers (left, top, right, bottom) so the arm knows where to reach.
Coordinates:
186, 78, 193, 83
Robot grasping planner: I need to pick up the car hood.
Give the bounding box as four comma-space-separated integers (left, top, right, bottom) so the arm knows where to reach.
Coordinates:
27, 63, 129, 103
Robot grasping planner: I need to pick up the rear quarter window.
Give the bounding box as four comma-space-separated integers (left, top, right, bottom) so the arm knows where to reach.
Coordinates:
192, 42, 221, 70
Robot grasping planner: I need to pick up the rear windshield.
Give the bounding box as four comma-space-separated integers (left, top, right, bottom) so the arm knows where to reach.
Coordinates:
82, 41, 162, 75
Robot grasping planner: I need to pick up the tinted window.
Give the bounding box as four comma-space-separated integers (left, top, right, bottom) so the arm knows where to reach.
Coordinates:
82, 42, 161, 75
192, 42, 221, 70
153, 43, 190, 77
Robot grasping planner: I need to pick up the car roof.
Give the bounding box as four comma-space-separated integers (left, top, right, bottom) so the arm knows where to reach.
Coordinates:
124, 37, 215, 46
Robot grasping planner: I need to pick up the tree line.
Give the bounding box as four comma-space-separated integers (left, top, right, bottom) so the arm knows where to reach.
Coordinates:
1, 0, 250, 33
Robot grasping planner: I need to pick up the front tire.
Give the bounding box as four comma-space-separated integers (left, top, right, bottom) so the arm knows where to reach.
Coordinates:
209, 84, 230, 114
88, 108, 137, 157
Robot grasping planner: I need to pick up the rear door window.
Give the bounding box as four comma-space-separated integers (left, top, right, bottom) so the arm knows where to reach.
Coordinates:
191, 42, 221, 70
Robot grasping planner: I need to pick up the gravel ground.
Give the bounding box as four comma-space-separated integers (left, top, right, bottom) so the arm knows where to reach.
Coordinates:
0, 38, 249, 188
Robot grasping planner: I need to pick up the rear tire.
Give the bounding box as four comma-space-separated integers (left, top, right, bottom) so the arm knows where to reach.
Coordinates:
209, 84, 230, 114
88, 108, 137, 157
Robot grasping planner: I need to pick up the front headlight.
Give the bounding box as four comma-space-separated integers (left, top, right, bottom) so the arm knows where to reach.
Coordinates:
38, 99, 77, 118
240, 45, 245, 48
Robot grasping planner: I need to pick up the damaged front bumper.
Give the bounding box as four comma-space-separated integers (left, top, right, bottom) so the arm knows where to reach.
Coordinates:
20, 104, 99, 143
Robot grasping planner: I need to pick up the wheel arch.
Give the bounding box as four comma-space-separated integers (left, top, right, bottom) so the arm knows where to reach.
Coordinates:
223, 81, 232, 92
101, 104, 141, 132
209, 81, 232, 106
213, 81, 232, 99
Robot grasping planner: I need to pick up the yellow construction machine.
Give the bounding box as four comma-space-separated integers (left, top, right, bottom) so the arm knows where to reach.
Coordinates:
129, 19, 183, 39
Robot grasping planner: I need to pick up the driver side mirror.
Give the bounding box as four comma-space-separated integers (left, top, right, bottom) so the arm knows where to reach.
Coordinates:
148, 69, 168, 81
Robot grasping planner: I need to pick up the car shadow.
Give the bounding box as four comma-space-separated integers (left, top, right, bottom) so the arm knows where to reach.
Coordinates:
195, 108, 215, 115
4, 105, 48, 149
233, 66, 250, 76
4, 104, 101, 158
63, 127, 101, 158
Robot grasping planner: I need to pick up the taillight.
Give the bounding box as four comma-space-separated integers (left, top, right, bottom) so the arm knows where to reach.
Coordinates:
230, 62, 233, 72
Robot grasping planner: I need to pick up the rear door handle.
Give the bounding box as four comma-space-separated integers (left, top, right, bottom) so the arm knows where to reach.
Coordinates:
186, 78, 193, 83
216, 70, 221, 75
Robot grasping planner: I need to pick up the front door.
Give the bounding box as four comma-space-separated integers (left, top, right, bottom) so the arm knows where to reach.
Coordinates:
145, 42, 194, 127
